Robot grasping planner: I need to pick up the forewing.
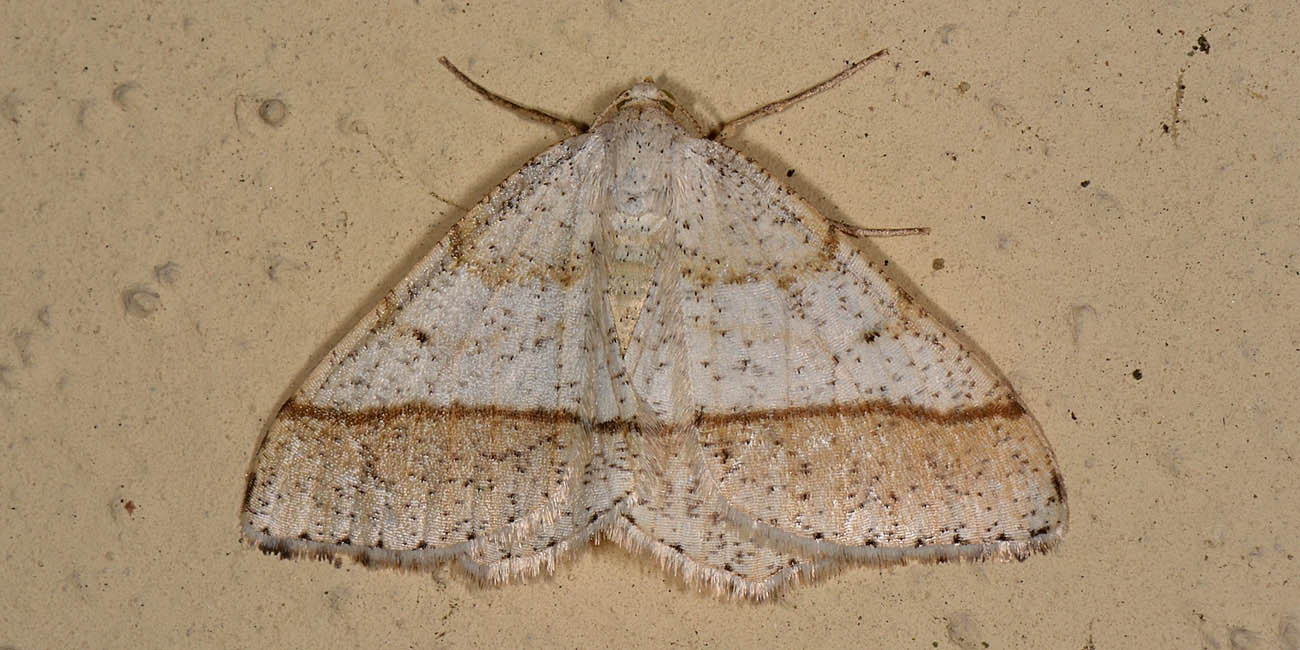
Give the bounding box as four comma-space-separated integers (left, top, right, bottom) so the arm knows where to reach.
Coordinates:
242, 136, 636, 576
665, 139, 1066, 562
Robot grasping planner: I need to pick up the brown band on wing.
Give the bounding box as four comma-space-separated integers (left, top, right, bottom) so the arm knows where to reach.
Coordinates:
279, 400, 634, 433
696, 398, 1027, 428
696, 399, 1066, 556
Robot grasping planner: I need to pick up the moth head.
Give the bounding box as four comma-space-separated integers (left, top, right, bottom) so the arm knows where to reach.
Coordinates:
592, 81, 705, 136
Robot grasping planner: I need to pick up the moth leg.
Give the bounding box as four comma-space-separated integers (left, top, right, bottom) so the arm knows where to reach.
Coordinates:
828, 221, 930, 239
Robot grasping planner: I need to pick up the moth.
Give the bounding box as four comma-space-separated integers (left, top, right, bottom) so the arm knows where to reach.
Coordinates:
241, 50, 1067, 599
